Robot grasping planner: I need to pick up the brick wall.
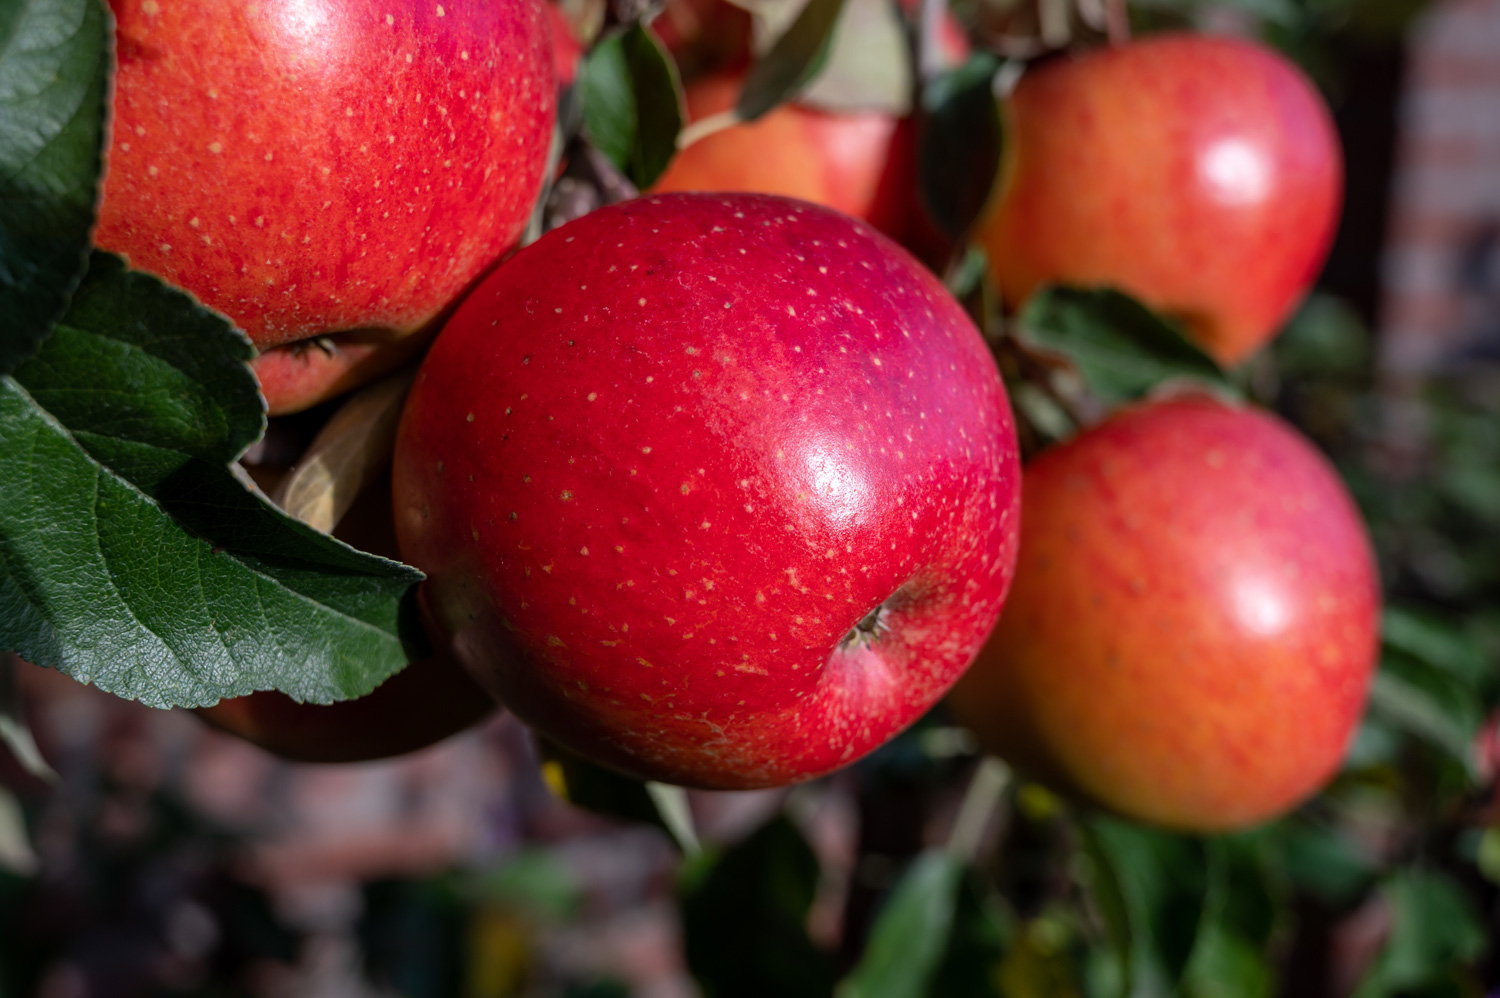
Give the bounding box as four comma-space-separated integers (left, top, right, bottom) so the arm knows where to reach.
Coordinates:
1380, 0, 1500, 373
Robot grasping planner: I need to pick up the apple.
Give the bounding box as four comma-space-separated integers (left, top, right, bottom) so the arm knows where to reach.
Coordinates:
95, 0, 556, 415
197, 475, 499, 762
391, 192, 1022, 789
650, 72, 911, 239
948, 395, 1379, 831
976, 34, 1343, 366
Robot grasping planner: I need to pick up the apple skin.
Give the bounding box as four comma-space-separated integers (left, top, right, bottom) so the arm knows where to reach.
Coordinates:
947, 396, 1379, 831
976, 34, 1343, 366
392, 192, 1022, 789
96, 0, 556, 414
196, 475, 499, 762
650, 73, 911, 239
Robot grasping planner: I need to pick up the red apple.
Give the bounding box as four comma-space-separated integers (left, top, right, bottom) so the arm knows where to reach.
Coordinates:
976, 34, 1343, 366
196, 475, 498, 762
948, 396, 1379, 831
96, 0, 556, 415
392, 192, 1022, 789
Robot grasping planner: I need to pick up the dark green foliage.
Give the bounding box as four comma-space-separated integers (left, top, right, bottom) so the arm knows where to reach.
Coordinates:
682, 815, 837, 998
580, 24, 684, 189
1015, 287, 1235, 402
0, 0, 110, 375
736, 0, 846, 121
0, 255, 425, 708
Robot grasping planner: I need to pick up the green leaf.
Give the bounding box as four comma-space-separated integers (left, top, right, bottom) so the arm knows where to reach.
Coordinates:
1352, 869, 1487, 998
1182, 924, 1272, 998
579, 24, 684, 190
736, 0, 847, 122
837, 851, 963, 998
1382, 606, 1491, 689
1273, 817, 1378, 907
682, 815, 836, 998
1079, 817, 1212, 998
1015, 287, 1234, 404
1181, 837, 1280, 998
0, 254, 425, 709
928, 873, 1011, 997
1273, 294, 1370, 379
0, 0, 111, 375
1365, 669, 1480, 778
918, 54, 1002, 239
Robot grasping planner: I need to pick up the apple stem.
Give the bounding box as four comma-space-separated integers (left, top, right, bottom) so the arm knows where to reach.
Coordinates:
677, 110, 743, 151
945, 756, 1010, 864
646, 781, 703, 857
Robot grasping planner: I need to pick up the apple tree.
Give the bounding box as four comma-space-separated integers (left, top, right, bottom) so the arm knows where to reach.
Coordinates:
0, 0, 1495, 992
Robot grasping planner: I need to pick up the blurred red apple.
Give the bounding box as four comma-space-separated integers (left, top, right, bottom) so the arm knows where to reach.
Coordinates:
393, 193, 1022, 789
549, 1, 584, 87
976, 34, 1343, 366
948, 395, 1379, 831
96, 0, 556, 414
650, 72, 911, 238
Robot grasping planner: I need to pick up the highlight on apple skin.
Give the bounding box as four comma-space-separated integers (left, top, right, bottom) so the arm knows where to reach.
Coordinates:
948, 395, 1380, 832
95, 0, 557, 415
977, 33, 1343, 366
392, 192, 1023, 790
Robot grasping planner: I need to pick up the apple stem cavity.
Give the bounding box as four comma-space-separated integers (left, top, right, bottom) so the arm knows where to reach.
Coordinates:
946, 756, 1011, 864
645, 782, 703, 858
839, 602, 892, 652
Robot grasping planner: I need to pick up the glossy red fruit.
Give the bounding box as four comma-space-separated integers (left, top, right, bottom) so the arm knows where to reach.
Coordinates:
948, 396, 1379, 831
196, 476, 498, 762
393, 193, 1022, 789
977, 34, 1343, 366
96, 0, 556, 414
